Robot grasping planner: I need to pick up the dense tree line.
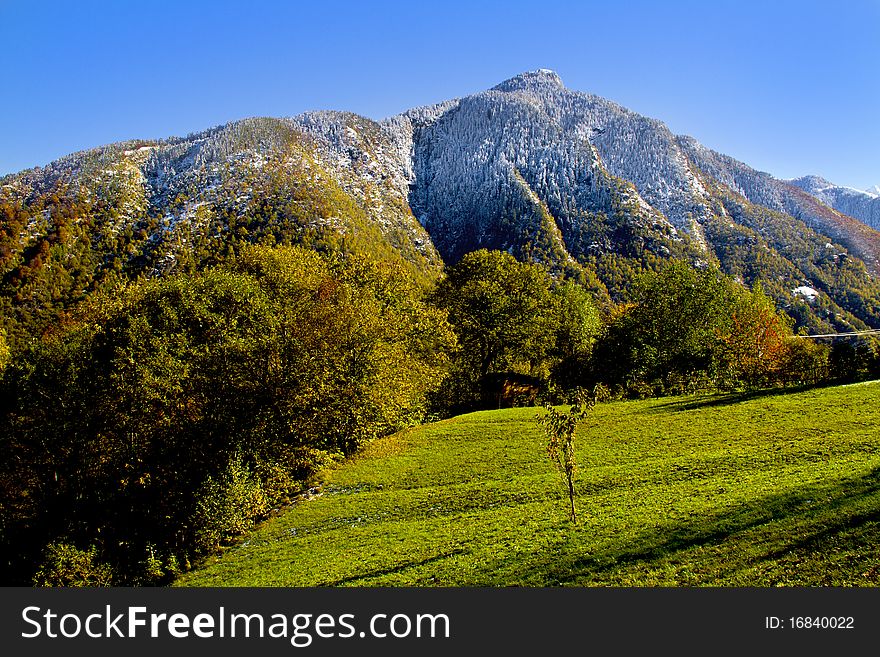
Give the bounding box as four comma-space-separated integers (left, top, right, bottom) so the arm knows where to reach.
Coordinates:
432, 252, 879, 406
0, 245, 452, 585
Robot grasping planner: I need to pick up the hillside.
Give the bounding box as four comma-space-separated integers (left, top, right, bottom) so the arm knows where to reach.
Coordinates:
177, 381, 880, 587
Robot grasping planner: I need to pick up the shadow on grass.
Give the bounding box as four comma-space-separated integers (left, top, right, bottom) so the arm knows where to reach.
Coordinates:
319, 548, 468, 586
499, 465, 880, 586
649, 383, 827, 413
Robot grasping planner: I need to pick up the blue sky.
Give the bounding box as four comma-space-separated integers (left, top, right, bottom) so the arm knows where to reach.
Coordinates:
1, 0, 878, 189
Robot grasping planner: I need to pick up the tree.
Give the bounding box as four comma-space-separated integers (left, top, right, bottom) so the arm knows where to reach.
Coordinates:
538, 389, 600, 522
551, 280, 602, 362
592, 262, 737, 393
0, 328, 8, 371
717, 283, 793, 389
780, 338, 829, 385
433, 250, 559, 380
431, 249, 601, 410
549, 281, 603, 390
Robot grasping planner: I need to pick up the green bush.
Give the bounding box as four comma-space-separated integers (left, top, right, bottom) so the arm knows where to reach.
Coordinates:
829, 338, 880, 382
191, 456, 270, 553
781, 339, 830, 385
591, 263, 795, 395
32, 543, 113, 587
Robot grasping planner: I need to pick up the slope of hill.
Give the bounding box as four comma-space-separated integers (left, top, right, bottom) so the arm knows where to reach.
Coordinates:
177, 382, 880, 587
0, 118, 443, 350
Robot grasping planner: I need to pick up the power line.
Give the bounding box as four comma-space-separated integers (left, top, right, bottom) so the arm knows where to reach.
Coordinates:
794, 329, 880, 339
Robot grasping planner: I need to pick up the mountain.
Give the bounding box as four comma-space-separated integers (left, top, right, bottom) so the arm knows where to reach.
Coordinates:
2, 69, 880, 349
789, 175, 880, 230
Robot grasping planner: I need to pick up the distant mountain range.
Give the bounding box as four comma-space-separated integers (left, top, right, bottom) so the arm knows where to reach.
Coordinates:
2, 69, 879, 345
788, 175, 880, 230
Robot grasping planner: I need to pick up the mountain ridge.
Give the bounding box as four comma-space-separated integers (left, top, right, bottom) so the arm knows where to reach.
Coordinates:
2, 69, 880, 346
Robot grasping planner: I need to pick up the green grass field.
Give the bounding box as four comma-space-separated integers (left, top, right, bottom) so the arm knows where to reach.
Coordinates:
177, 381, 880, 587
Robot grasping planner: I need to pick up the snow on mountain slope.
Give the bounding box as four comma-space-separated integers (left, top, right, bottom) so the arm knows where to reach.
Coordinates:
384, 70, 713, 269
1, 116, 442, 277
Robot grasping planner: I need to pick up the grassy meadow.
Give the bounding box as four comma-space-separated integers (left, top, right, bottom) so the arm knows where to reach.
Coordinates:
177, 381, 880, 587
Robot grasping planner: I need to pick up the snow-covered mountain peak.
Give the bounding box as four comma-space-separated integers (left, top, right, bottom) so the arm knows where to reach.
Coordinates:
867, 185, 880, 197
492, 69, 565, 94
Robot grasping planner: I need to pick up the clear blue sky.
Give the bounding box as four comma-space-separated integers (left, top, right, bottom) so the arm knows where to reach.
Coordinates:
1, 0, 878, 189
